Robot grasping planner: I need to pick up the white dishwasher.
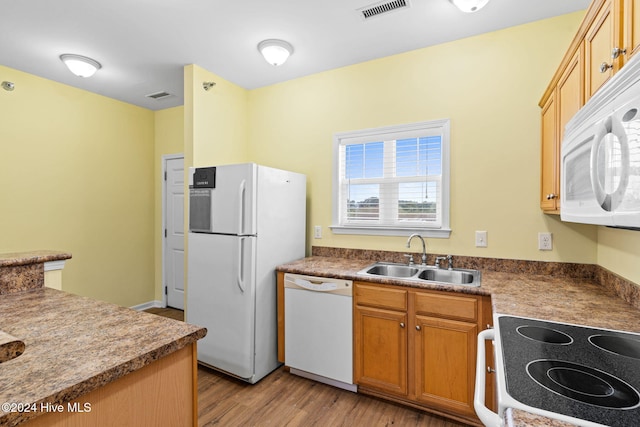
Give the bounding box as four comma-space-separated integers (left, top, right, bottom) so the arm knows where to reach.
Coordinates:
284, 273, 357, 392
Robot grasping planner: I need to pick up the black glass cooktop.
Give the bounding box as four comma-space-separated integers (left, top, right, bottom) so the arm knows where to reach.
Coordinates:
499, 316, 640, 426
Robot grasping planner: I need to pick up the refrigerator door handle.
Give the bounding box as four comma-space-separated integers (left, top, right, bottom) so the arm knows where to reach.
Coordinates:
238, 179, 246, 235
237, 237, 246, 293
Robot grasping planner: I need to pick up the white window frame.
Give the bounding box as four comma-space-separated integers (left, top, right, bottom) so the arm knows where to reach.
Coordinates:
331, 119, 451, 238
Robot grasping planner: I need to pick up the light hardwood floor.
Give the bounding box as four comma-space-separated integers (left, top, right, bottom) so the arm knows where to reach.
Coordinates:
146, 307, 470, 427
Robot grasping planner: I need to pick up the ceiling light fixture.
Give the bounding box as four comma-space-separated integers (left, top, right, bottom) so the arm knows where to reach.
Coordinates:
258, 39, 293, 66
60, 54, 102, 77
448, 0, 490, 13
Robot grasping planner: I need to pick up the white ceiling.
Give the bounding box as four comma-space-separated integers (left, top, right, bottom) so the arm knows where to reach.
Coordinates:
1, 0, 590, 111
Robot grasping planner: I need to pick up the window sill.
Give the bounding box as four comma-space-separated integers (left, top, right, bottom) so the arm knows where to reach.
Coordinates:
329, 225, 452, 238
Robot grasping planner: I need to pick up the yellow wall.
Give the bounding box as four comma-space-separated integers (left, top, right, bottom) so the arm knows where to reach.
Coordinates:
248, 11, 597, 263
598, 227, 640, 284
0, 65, 155, 307
185, 64, 248, 168
154, 106, 184, 301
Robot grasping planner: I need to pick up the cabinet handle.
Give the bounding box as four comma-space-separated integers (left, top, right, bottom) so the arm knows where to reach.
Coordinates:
487, 366, 496, 374
612, 47, 627, 59
400, 322, 405, 328
415, 325, 421, 331
546, 193, 557, 200
600, 62, 613, 73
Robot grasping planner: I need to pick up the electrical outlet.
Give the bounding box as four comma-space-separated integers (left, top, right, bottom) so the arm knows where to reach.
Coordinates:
314, 225, 322, 239
475, 231, 488, 248
538, 232, 553, 250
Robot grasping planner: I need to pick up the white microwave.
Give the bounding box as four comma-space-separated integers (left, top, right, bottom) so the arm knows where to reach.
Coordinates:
561, 54, 640, 228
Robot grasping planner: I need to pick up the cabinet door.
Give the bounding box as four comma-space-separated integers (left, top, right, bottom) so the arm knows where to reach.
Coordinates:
414, 316, 478, 417
554, 47, 584, 213
585, 0, 617, 99
625, 0, 640, 61
354, 305, 408, 396
540, 92, 558, 211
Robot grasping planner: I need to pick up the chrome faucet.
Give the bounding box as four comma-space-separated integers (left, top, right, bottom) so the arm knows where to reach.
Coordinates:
406, 234, 427, 266
435, 255, 453, 270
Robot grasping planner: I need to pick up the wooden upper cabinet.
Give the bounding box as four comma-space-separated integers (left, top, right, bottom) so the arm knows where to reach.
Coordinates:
541, 92, 559, 212
625, 0, 640, 60
585, 0, 621, 98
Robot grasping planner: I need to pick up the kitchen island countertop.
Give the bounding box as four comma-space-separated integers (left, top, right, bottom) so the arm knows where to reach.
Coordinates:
0, 287, 206, 426
277, 255, 640, 427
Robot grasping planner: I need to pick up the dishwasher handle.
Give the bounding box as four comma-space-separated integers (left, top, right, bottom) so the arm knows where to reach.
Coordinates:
292, 278, 338, 291
474, 328, 503, 427
283, 273, 352, 296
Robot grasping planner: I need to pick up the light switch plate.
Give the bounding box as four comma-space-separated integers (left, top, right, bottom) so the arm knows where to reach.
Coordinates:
475, 231, 488, 248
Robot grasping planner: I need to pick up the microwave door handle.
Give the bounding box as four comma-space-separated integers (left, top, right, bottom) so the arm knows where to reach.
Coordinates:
590, 118, 632, 211
238, 179, 246, 235
474, 329, 503, 427
236, 237, 245, 293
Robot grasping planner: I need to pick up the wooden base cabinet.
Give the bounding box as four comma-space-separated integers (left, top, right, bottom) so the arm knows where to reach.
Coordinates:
415, 316, 478, 417
24, 344, 198, 427
353, 284, 408, 396
354, 281, 492, 426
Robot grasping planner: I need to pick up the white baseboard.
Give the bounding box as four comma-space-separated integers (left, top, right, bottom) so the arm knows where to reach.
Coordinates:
130, 300, 164, 311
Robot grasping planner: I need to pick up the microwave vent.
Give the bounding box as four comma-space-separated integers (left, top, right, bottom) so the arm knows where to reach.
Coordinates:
357, 0, 410, 20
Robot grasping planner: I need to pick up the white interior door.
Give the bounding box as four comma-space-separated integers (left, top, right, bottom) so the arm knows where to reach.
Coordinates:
165, 156, 185, 309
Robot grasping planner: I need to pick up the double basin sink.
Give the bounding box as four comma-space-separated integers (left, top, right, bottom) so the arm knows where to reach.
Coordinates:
357, 262, 481, 287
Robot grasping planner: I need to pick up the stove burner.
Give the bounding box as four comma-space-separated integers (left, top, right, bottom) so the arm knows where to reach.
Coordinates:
590, 335, 640, 360
516, 325, 573, 345
527, 360, 640, 409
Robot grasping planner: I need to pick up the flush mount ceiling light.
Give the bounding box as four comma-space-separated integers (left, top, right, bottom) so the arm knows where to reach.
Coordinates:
258, 39, 293, 66
60, 54, 102, 77
448, 0, 490, 13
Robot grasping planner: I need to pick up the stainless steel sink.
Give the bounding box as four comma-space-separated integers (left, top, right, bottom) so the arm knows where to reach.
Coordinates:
365, 264, 419, 278
418, 268, 475, 284
357, 262, 481, 287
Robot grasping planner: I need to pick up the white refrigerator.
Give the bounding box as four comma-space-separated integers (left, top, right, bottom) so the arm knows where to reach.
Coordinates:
186, 163, 306, 383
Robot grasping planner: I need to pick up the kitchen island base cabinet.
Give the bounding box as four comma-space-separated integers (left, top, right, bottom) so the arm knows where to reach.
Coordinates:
354, 281, 492, 426
23, 343, 198, 427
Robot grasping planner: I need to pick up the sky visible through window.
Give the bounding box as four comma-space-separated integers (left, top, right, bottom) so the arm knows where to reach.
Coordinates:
345, 137, 441, 204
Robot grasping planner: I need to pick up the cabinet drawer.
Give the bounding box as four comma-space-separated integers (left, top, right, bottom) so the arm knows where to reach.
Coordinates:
414, 292, 477, 322
355, 283, 407, 311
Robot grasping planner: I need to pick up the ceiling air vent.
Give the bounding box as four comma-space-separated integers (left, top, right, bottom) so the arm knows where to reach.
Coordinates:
357, 0, 410, 20
145, 91, 173, 100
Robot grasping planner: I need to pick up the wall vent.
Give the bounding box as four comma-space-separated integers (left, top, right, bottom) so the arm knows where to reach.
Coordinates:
357, 0, 410, 20
145, 91, 173, 100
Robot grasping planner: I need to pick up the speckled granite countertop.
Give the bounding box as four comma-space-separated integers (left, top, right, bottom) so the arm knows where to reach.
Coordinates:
0, 288, 206, 427
277, 254, 640, 427
0, 251, 71, 268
